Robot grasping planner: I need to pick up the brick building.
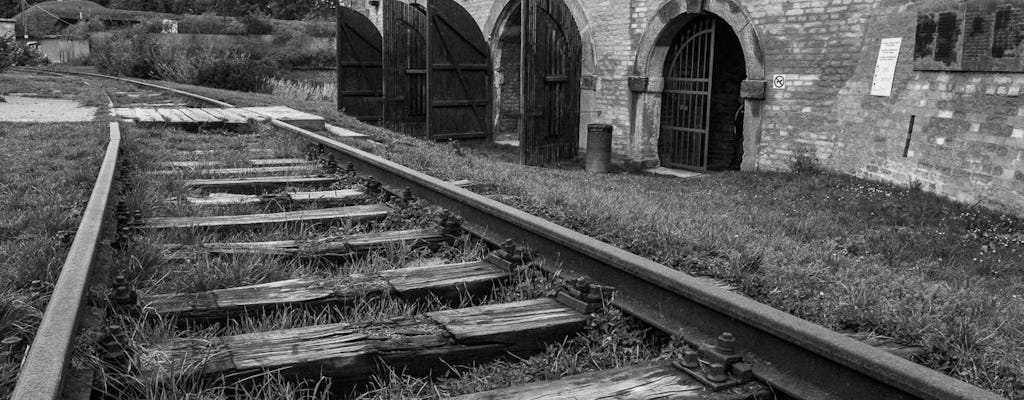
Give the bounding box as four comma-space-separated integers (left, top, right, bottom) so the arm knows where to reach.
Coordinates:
343, 0, 1024, 215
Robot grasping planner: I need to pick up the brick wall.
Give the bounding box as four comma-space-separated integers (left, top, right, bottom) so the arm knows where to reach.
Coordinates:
353, 0, 1024, 214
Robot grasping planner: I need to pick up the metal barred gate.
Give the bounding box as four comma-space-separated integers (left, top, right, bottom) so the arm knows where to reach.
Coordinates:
336, 7, 383, 123
520, 0, 582, 165
426, 0, 492, 141
383, 0, 428, 137
659, 16, 716, 171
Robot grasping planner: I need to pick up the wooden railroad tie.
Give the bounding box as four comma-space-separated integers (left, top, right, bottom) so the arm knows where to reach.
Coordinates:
451, 361, 768, 400
161, 228, 450, 260
157, 158, 312, 169
173, 189, 364, 206
143, 204, 391, 231
143, 260, 506, 323
140, 298, 588, 383
184, 175, 341, 194
147, 165, 321, 177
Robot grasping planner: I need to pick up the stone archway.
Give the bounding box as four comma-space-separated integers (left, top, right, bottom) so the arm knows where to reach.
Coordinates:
631, 0, 765, 171
485, 0, 597, 150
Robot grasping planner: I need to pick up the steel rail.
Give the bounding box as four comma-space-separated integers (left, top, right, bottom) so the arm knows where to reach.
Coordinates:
11, 122, 122, 400
29, 68, 1005, 400
268, 121, 1005, 400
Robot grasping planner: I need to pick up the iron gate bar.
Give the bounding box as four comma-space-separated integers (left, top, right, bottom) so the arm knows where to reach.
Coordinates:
26, 67, 1005, 400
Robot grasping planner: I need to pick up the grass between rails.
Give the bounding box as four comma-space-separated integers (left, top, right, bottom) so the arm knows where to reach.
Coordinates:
0, 122, 109, 398
98, 121, 664, 399
114, 74, 1024, 397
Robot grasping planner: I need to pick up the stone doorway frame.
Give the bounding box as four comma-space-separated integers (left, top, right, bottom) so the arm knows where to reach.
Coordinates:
631, 0, 766, 171
484, 0, 598, 150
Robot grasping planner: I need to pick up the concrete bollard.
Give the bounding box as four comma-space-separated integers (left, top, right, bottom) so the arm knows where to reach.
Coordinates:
585, 124, 613, 173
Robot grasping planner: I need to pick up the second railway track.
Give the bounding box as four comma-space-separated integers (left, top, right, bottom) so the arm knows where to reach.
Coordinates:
9, 68, 1006, 400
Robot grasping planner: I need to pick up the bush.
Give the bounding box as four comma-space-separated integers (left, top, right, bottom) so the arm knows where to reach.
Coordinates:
276, 47, 335, 69
177, 14, 232, 34
194, 54, 277, 92
90, 27, 278, 92
240, 13, 275, 35
301, 19, 334, 37
0, 38, 51, 71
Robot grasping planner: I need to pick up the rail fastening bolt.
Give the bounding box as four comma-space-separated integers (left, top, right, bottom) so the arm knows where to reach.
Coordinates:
716, 332, 736, 354
705, 363, 728, 383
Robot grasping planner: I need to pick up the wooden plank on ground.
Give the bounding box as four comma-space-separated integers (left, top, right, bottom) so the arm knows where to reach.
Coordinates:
155, 107, 194, 124
184, 175, 338, 194
144, 204, 390, 231
177, 189, 363, 206
148, 165, 320, 177
200, 108, 248, 124
142, 298, 586, 381
144, 261, 505, 321
177, 107, 221, 123
162, 228, 446, 260
451, 362, 768, 400
222, 107, 270, 122
245, 106, 326, 130
134, 108, 165, 123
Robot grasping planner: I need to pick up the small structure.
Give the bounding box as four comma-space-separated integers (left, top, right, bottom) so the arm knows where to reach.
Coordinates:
0, 18, 15, 39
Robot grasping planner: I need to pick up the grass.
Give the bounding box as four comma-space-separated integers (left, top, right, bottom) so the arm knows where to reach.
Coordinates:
91, 71, 1024, 397
267, 77, 336, 102
0, 122, 109, 398
97, 118, 642, 399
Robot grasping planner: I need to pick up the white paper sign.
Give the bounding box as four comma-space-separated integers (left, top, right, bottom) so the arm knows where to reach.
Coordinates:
871, 38, 902, 97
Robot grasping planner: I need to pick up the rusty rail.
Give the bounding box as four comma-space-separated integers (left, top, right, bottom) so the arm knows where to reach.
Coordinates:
11, 122, 122, 400
29, 68, 1006, 400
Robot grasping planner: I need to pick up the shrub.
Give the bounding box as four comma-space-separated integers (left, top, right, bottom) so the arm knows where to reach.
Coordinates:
194, 54, 278, 92
90, 27, 278, 92
0, 38, 51, 71
240, 13, 275, 35
177, 14, 232, 35
301, 19, 335, 37
276, 47, 335, 69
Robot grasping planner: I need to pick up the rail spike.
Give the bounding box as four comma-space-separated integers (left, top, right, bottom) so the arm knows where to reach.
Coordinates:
108, 274, 138, 315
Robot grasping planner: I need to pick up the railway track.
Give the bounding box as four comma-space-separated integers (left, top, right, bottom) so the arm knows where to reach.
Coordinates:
9, 68, 1006, 400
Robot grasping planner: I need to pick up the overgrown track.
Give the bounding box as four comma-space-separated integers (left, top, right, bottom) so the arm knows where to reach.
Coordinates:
10, 68, 1007, 400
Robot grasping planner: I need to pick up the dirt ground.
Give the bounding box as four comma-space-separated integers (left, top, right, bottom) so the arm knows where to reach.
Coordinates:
0, 95, 98, 122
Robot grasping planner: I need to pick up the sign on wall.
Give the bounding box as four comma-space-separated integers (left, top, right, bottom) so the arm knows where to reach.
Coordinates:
914, 0, 1024, 71
871, 38, 902, 97
772, 75, 786, 89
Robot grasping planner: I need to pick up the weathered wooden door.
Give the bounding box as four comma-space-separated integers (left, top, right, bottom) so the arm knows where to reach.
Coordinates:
337, 6, 383, 123
426, 0, 492, 141
659, 16, 716, 171
520, 0, 582, 165
383, 0, 428, 136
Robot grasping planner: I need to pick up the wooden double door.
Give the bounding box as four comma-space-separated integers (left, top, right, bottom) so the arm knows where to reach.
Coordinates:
381, 0, 490, 141
519, 0, 582, 165
337, 0, 585, 166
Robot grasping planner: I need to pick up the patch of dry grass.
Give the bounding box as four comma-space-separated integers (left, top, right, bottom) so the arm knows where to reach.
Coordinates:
0, 122, 108, 397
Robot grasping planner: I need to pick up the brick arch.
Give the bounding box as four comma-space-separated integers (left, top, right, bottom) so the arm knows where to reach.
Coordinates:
485, 0, 597, 149
630, 0, 766, 171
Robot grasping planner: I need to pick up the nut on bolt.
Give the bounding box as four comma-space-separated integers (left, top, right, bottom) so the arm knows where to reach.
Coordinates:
364, 177, 382, 194
673, 331, 753, 390
109, 274, 138, 311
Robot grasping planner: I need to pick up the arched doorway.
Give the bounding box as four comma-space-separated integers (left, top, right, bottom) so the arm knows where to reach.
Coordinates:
631, 0, 765, 171
489, 0, 585, 165
658, 14, 746, 171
